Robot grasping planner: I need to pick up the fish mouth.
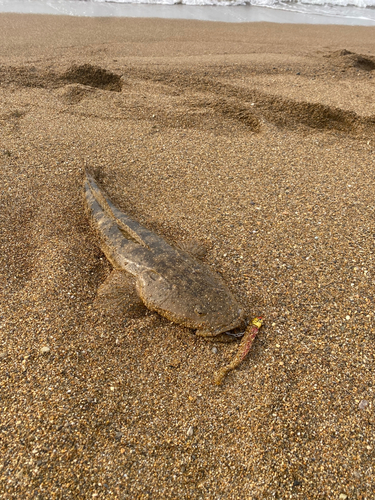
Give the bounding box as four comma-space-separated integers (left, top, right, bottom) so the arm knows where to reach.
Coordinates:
224, 327, 247, 339
214, 310, 247, 337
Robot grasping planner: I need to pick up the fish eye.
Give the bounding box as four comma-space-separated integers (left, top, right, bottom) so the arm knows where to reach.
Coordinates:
194, 305, 206, 316
147, 270, 160, 281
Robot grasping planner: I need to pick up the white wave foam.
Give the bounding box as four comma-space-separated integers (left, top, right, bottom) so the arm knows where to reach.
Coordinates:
2, 0, 374, 23
92, 0, 248, 5
92, 0, 375, 6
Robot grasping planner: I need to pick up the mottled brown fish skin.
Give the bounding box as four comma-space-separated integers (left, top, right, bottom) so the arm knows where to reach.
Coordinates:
84, 173, 246, 336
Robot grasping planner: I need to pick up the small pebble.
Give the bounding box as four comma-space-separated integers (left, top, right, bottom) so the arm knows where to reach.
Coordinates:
115, 432, 123, 441
186, 426, 194, 437
212, 347, 218, 354
40, 346, 50, 354
339, 495, 348, 500
358, 400, 369, 410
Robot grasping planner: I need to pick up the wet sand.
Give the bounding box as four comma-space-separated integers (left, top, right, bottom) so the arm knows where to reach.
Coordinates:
1, 13, 375, 499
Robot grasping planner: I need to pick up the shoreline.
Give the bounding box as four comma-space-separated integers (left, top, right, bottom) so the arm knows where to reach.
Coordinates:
0, 0, 375, 25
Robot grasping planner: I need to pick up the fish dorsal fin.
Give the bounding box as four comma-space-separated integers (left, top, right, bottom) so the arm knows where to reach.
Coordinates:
85, 176, 155, 274
86, 173, 172, 252
177, 239, 207, 259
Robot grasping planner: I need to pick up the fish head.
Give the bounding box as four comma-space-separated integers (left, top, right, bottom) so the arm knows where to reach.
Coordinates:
136, 267, 246, 335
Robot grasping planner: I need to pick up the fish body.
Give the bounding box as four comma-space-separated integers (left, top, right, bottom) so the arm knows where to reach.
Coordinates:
84, 173, 245, 337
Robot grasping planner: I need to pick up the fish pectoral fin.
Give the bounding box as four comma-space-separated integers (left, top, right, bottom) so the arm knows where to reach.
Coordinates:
93, 270, 144, 315
177, 239, 207, 259
195, 330, 236, 343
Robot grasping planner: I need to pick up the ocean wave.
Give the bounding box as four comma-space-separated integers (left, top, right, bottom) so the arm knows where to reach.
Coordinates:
90, 0, 375, 7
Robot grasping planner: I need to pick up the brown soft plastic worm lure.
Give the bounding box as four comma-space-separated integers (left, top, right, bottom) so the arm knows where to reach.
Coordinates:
215, 317, 263, 385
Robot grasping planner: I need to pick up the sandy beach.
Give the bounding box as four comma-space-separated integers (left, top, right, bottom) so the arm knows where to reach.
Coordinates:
1, 13, 375, 499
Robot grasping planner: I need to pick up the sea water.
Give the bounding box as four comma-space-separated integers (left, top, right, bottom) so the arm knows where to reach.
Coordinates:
0, 0, 374, 25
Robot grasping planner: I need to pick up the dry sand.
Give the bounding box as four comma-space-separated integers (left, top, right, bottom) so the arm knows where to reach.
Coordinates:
1, 13, 375, 499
